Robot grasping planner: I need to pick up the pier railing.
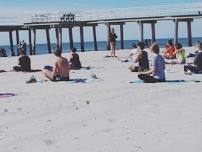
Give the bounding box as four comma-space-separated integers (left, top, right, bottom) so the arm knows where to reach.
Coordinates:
23, 2, 202, 23
0, 17, 22, 25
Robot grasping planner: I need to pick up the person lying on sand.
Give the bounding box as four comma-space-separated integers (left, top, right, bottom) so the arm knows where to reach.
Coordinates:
138, 43, 166, 83
184, 42, 202, 74
42, 49, 70, 81
13, 48, 31, 72
129, 42, 149, 72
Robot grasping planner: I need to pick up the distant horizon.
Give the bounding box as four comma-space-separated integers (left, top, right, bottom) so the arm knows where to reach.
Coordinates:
1, 36, 202, 47
0, 36, 202, 47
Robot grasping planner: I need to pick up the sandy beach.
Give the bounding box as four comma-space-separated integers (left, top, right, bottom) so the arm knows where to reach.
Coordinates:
0, 48, 202, 152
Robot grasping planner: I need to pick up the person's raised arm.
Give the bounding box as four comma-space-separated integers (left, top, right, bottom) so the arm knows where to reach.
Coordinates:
115, 33, 118, 39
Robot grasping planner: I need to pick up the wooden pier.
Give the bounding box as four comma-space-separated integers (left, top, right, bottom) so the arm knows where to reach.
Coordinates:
1, 3, 202, 55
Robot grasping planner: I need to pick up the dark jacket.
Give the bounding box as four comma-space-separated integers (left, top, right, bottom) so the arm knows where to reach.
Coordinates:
109, 33, 117, 43
70, 53, 81, 69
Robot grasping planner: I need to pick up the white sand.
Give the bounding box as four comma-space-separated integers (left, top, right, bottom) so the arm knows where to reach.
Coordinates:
0, 48, 202, 152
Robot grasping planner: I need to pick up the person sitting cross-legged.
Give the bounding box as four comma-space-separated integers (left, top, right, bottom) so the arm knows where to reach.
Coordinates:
69, 47, 82, 70
13, 48, 31, 72
42, 49, 70, 81
129, 42, 149, 72
138, 43, 166, 83
184, 42, 202, 74
163, 39, 175, 59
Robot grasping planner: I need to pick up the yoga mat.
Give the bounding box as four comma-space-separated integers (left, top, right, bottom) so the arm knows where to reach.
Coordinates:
0, 93, 16, 99
68, 79, 87, 83
130, 80, 201, 84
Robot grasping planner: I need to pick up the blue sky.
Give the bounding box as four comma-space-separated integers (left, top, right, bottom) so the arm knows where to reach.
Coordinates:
0, 0, 202, 45
1, 0, 202, 9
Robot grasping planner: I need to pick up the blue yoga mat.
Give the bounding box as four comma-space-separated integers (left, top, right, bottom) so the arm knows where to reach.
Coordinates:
68, 79, 87, 83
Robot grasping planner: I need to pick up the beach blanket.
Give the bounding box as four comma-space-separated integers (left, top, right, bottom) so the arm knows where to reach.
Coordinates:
0, 93, 16, 99
130, 80, 201, 84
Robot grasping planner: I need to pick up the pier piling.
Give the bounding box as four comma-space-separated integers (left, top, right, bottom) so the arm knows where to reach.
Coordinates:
9, 30, 15, 56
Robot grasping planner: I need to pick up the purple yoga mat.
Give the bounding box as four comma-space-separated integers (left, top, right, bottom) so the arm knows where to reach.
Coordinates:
0, 93, 16, 99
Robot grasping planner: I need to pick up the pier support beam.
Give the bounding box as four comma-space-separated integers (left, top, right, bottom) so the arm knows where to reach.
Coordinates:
32, 29, 36, 55
187, 20, 192, 46
69, 27, 74, 49
174, 19, 179, 45
120, 24, 124, 49
107, 24, 111, 50
55, 28, 59, 50
173, 18, 193, 46
138, 20, 157, 43
9, 30, 15, 56
59, 27, 63, 51
93, 25, 98, 51
28, 29, 33, 55
80, 26, 84, 52
46, 28, 51, 54
16, 30, 20, 55
151, 22, 156, 43
139, 22, 144, 42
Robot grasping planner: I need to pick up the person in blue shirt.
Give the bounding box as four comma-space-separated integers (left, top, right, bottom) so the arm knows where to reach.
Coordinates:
138, 43, 166, 83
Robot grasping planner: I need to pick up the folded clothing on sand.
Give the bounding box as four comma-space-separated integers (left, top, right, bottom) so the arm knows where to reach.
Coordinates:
0, 70, 7, 73
44, 65, 53, 71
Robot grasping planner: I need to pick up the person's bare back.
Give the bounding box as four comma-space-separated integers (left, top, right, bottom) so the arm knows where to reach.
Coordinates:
43, 49, 70, 81
54, 56, 70, 78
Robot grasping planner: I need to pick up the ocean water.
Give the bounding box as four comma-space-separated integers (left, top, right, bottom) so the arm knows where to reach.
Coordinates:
1, 37, 202, 56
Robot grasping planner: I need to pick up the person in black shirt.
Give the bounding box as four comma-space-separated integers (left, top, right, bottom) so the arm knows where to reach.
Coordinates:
69, 48, 82, 70
184, 42, 202, 74
129, 42, 149, 72
13, 48, 31, 72
109, 28, 118, 57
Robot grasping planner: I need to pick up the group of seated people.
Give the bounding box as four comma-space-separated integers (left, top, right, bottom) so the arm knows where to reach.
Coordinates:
7, 39, 202, 83
129, 40, 202, 83
163, 40, 202, 74
13, 47, 82, 81
129, 42, 165, 83
164, 40, 186, 64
